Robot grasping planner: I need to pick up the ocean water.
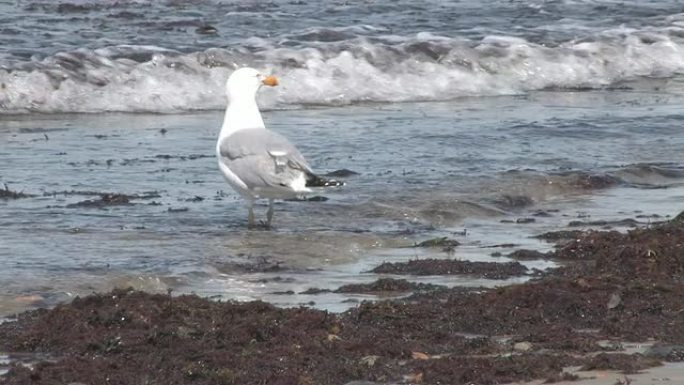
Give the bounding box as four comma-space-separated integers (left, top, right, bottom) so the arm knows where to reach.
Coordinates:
1, 0, 684, 316
2, 0, 684, 112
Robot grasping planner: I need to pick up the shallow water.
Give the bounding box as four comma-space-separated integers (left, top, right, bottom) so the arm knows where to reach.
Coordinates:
1, 90, 683, 316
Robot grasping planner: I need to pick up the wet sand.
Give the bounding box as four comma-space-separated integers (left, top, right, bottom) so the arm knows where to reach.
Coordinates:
1, 212, 683, 384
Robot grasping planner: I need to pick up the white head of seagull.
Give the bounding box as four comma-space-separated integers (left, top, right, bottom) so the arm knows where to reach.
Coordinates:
216, 67, 343, 228
225, 67, 279, 100
221, 68, 279, 136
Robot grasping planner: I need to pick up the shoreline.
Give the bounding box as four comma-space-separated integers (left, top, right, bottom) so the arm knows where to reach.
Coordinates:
1, 211, 683, 384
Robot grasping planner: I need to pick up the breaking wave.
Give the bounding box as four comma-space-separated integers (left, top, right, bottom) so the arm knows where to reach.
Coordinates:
2, 28, 684, 113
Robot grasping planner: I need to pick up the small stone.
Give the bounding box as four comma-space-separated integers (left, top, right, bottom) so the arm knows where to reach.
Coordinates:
195, 24, 218, 35
607, 292, 622, 309
514, 341, 533, 352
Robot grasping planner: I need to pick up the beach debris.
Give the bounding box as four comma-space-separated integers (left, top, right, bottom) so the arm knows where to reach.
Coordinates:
334, 278, 442, 294
370, 259, 528, 279
507, 249, 548, 260
2, 213, 684, 384
327, 334, 341, 342
360, 355, 380, 367
414, 237, 460, 248
534, 230, 584, 241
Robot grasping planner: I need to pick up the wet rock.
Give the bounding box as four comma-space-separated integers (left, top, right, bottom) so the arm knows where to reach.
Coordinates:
299, 288, 332, 295
414, 237, 460, 248
370, 259, 528, 279
285, 195, 329, 202
567, 218, 640, 228
217, 256, 284, 274
566, 172, 622, 190
44, 190, 160, 199
507, 249, 548, 261
493, 194, 534, 209
534, 230, 584, 241
195, 24, 218, 35
484, 243, 519, 248
635, 213, 661, 219
66, 193, 132, 208
644, 344, 684, 362
250, 276, 295, 284
269, 290, 295, 295
325, 169, 359, 177
153, 154, 213, 161
0, 184, 34, 199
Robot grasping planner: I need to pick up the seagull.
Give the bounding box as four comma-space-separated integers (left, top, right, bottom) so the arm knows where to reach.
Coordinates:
216, 67, 343, 227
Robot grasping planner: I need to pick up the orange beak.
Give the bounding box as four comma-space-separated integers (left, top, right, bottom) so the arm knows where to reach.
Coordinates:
262, 75, 279, 87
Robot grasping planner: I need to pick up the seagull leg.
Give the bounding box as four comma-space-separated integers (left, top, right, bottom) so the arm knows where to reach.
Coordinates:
247, 201, 256, 228
266, 199, 274, 228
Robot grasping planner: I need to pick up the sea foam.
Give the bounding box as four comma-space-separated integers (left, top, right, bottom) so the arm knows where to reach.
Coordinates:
1, 30, 683, 113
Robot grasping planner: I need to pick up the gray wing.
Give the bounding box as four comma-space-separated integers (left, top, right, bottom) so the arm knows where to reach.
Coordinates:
219, 128, 313, 189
